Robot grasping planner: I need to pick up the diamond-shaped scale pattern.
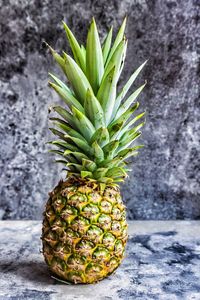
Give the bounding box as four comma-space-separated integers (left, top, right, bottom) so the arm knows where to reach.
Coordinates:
42, 179, 128, 284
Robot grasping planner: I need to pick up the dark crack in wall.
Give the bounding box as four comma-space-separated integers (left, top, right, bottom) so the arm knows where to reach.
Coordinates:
0, 0, 199, 220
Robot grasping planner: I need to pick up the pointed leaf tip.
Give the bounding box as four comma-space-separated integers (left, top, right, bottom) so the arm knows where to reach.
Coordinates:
62, 21, 86, 72
86, 17, 104, 93
102, 26, 113, 65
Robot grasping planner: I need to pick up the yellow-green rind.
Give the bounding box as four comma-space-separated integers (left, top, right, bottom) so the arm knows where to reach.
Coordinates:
42, 178, 128, 284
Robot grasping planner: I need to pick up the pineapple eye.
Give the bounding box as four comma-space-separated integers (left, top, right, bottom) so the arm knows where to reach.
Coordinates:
71, 216, 90, 234
76, 240, 94, 250
102, 232, 116, 245
97, 214, 112, 231
65, 228, 80, 238
82, 204, 99, 214
98, 214, 111, 223
87, 225, 103, 237
85, 262, 103, 274
68, 271, 84, 284
51, 257, 66, 273
60, 205, 78, 224
67, 254, 86, 265
114, 240, 124, 256
100, 200, 112, 213
107, 257, 119, 272
88, 192, 101, 204
104, 188, 118, 201
45, 208, 56, 224
115, 194, 123, 204
53, 198, 64, 212
111, 221, 121, 231
112, 207, 123, 220
71, 216, 90, 226
92, 247, 110, 260
67, 186, 78, 192
69, 193, 87, 203
54, 243, 69, 254
62, 205, 78, 215
121, 227, 128, 238
61, 186, 77, 197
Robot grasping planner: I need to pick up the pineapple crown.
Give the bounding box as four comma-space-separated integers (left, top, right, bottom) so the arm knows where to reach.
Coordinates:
47, 17, 147, 184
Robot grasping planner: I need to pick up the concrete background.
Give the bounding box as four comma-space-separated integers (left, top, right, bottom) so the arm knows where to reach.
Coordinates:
0, 0, 199, 220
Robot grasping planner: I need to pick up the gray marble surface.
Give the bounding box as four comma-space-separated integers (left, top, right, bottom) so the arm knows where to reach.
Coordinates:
0, 0, 200, 220
0, 221, 200, 300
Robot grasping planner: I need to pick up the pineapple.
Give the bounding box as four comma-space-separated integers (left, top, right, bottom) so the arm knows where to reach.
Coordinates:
42, 17, 146, 284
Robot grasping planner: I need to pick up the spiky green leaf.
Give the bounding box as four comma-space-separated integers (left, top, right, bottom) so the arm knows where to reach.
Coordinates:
92, 141, 104, 164
97, 66, 116, 124
100, 157, 122, 168
108, 102, 139, 132
117, 145, 144, 158
115, 82, 146, 119
102, 38, 127, 82
117, 147, 140, 160
72, 106, 95, 141
90, 127, 110, 147
80, 45, 86, 58
53, 106, 76, 128
119, 131, 142, 150
109, 121, 124, 141
64, 134, 93, 156
47, 45, 66, 75
49, 128, 68, 141
120, 123, 145, 143
105, 17, 127, 68
93, 168, 109, 180
84, 89, 105, 129
67, 163, 84, 172
119, 112, 146, 137
106, 167, 127, 178
49, 82, 84, 112
63, 53, 92, 105
49, 149, 64, 156
98, 177, 114, 183
54, 159, 68, 165
103, 140, 119, 159
63, 21, 85, 72
113, 60, 147, 116
64, 149, 89, 162
50, 118, 87, 142
81, 171, 93, 178
49, 73, 72, 94
82, 159, 97, 172
86, 18, 104, 93
102, 26, 113, 64
48, 140, 79, 152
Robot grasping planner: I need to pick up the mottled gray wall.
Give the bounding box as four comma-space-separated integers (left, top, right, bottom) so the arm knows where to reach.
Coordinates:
0, 0, 199, 220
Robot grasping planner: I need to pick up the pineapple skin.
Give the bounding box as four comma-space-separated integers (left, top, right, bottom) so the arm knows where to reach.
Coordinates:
42, 178, 128, 284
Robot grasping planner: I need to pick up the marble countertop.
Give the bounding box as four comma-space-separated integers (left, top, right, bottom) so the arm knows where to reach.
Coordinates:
0, 221, 200, 300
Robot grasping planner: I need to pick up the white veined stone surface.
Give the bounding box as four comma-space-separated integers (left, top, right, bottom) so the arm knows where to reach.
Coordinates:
0, 221, 200, 299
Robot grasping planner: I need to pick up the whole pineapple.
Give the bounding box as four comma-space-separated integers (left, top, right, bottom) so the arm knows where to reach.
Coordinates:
42, 17, 146, 284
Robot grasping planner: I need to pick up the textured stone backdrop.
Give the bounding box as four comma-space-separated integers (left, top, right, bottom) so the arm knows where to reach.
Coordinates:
0, 0, 199, 220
